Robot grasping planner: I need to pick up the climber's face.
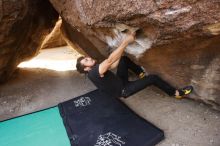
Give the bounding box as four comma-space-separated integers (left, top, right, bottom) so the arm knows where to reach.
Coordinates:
81, 57, 96, 71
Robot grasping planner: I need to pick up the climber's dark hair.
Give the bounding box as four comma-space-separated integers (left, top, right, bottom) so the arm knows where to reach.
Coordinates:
76, 56, 87, 74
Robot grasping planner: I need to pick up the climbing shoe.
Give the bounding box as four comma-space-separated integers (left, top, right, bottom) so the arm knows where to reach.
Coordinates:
176, 85, 193, 99
138, 72, 146, 79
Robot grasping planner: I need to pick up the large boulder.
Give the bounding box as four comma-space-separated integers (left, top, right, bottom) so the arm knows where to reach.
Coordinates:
0, 0, 59, 82
40, 18, 67, 49
50, 0, 220, 109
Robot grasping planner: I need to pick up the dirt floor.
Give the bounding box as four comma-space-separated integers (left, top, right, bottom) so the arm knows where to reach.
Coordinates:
0, 46, 220, 146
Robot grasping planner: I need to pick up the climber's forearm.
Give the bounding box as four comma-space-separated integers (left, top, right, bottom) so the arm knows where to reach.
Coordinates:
110, 59, 120, 69
98, 32, 135, 75
107, 40, 129, 64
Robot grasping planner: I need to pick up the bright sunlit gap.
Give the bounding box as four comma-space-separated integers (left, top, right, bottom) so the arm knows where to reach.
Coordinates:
18, 46, 81, 71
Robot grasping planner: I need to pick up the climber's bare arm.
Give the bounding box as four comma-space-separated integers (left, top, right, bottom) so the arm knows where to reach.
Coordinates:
109, 59, 120, 70
99, 32, 135, 77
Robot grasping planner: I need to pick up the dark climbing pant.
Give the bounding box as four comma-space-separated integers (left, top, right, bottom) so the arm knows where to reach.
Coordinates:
117, 56, 176, 98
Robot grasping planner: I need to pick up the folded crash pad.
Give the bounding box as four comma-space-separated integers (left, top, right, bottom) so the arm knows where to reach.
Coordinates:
58, 89, 164, 146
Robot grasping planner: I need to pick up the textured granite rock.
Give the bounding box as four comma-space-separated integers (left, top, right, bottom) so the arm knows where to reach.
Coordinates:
49, 0, 220, 109
50, 0, 220, 43
41, 18, 66, 49
0, 0, 59, 82
0, 0, 219, 109
139, 36, 220, 110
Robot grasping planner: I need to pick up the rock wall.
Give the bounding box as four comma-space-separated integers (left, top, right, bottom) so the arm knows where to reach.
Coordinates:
140, 36, 220, 110
60, 19, 105, 61
50, 0, 220, 109
0, 0, 219, 109
40, 18, 67, 49
0, 0, 59, 82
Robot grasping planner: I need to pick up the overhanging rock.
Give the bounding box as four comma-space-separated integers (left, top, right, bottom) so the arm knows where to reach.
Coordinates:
50, 0, 220, 110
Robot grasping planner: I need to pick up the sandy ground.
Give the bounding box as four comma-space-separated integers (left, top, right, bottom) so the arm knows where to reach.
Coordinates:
0, 46, 220, 146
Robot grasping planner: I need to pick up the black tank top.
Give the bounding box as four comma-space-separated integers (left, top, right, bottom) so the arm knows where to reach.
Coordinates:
88, 64, 123, 98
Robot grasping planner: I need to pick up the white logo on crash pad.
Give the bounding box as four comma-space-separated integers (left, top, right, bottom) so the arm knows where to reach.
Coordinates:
74, 97, 91, 107
95, 132, 125, 146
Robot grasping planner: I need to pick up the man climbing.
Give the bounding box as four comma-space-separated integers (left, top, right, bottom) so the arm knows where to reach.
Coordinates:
76, 30, 193, 99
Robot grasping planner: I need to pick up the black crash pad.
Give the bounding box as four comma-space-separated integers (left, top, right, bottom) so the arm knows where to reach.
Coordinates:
58, 90, 164, 146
